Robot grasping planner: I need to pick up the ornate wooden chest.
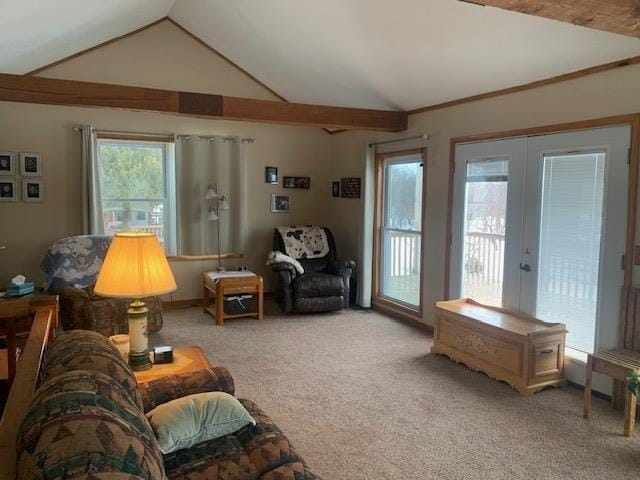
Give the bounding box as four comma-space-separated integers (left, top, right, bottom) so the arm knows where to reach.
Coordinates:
432, 298, 566, 396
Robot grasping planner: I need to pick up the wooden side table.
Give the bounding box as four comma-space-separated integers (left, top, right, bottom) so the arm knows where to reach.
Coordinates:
133, 346, 211, 383
583, 348, 640, 437
203, 272, 263, 326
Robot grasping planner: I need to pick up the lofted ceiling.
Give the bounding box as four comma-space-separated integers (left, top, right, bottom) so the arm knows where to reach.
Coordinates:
1, 0, 640, 111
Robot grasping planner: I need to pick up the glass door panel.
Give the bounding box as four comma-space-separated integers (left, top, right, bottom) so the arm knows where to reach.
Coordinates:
535, 152, 606, 352
451, 138, 526, 310
380, 156, 423, 308
461, 159, 508, 306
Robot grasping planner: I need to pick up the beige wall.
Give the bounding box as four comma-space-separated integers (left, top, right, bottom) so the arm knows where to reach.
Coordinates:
0, 21, 333, 299
329, 63, 640, 325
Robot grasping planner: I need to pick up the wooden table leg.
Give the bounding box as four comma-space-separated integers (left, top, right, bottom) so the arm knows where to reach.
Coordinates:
258, 276, 264, 320
624, 387, 637, 437
215, 282, 224, 326
583, 354, 593, 419
6, 318, 16, 387
203, 282, 209, 313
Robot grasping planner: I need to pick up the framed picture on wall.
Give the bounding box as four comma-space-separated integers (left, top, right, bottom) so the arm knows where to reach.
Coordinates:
340, 177, 361, 198
0, 152, 15, 176
0, 179, 17, 202
265, 166, 278, 184
283, 176, 310, 189
23, 179, 44, 202
270, 194, 291, 213
20, 152, 41, 176
332, 181, 340, 197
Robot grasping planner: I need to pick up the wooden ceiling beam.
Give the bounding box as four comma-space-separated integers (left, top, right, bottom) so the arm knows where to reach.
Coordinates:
0, 73, 407, 132
472, 1, 640, 38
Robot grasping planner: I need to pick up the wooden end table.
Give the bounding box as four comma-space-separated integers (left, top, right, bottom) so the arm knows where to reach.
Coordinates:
133, 346, 211, 383
203, 271, 264, 326
583, 348, 640, 437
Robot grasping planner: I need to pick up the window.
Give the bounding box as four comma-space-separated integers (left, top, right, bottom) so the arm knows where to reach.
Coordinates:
374, 149, 425, 312
96, 139, 176, 254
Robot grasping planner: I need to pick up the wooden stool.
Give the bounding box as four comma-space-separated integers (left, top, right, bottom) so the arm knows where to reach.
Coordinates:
583, 348, 640, 437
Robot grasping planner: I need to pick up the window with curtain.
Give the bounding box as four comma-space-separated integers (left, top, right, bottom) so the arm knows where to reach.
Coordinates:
96, 138, 177, 254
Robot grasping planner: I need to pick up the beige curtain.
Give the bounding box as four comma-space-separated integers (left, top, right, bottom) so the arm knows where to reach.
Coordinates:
175, 135, 243, 256
80, 125, 103, 234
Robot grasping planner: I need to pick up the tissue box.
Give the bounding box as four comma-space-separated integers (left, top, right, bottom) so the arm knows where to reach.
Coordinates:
7, 282, 34, 296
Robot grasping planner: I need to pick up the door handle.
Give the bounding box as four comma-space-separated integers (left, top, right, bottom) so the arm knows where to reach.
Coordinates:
519, 263, 531, 272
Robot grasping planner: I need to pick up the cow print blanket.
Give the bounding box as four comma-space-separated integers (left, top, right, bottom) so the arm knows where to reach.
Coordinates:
276, 226, 330, 259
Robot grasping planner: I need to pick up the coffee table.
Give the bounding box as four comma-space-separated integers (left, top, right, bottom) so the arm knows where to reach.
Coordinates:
133, 346, 211, 383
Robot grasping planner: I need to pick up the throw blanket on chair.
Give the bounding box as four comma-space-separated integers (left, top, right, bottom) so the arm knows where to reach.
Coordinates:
266, 251, 304, 275
276, 226, 330, 259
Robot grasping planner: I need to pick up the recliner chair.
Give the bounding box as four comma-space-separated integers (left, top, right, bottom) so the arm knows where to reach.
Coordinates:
270, 227, 355, 313
41, 235, 164, 336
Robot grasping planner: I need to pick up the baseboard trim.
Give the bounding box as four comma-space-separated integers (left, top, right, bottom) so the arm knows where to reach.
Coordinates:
163, 292, 274, 310
372, 301, 433, 334
163, 298, 202, 309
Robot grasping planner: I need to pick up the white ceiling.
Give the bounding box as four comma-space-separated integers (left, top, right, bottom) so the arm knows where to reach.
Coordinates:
1, 0, 640, 111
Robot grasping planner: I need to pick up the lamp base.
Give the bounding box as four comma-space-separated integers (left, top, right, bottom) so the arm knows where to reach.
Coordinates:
127, 299, 152, 371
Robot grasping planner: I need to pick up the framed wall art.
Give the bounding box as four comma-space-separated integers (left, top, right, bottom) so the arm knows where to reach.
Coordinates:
23, 179, 44, 202
265, 166, 278, 184
283, 176, 310, 189
332, 181, 340, 197
0, 179, 17, 202
340, 177, 361, 198
270, 193, 291, 212
0, 152, 15, 176
20, 152, 42, 176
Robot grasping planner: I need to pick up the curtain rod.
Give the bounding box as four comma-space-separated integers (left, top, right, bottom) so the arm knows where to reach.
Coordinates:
72, 126, 256, 143
369, 134, 428, 148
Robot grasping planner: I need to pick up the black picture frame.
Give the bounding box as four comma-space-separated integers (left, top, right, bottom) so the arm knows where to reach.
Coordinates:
332, 181, 340, 197
340, 177, 361, 199
265, 166, 278, 184
283, 176, 310, 189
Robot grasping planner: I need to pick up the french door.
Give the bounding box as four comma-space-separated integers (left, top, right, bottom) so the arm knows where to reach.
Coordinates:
374, 149, 425, 314
450, 126, 630, 364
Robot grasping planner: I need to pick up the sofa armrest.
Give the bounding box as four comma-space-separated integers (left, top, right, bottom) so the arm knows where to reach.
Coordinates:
138, 367, 235, 413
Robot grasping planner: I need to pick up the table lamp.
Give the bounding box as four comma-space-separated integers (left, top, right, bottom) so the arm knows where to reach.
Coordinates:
94, 232, 176, 371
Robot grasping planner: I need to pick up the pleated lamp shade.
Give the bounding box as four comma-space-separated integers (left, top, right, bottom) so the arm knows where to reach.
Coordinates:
94, 232, 177, 298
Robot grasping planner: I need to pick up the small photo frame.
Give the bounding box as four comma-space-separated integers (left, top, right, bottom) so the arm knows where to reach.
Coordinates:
332, 181, 340, 197
0, 152, 15, 176
0, 179, 17, 202
340, 177, 361, 199
265, 166, 278, 184
20, 152, 41, 176
23, 179, 44, 202
270, 193, 291, 213
283, 176, 310, 189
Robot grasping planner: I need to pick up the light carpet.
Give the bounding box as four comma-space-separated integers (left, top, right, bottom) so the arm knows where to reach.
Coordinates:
153, 306, 640, 480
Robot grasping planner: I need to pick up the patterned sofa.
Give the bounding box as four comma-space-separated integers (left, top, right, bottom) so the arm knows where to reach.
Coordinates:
16, 330, 321, 480
41, 235, 163, 336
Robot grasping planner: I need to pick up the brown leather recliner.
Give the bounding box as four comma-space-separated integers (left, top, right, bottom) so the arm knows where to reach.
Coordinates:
271, 227, 355, 313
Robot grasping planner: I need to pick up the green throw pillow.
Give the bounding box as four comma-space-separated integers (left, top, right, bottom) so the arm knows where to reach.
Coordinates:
146, 391, 256, 454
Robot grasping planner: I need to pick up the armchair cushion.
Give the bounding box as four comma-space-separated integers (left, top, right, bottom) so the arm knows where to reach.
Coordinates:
138, 367, 235, 413
294, 273, 344, 299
